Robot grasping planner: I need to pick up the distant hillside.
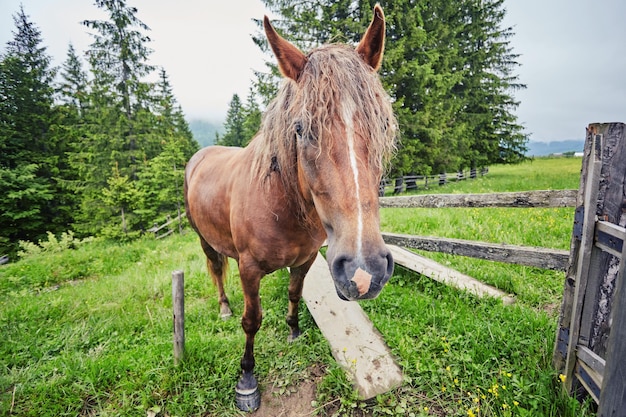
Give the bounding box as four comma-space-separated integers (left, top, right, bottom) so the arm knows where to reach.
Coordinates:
526, 140, 584, 157
188, 119, 223, 148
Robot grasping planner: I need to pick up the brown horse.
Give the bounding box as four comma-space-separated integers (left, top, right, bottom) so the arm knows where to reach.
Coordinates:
184, 5, 396, 411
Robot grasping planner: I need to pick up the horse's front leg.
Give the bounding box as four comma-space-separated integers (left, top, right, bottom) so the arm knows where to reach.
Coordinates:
235, 263, 263, 412
286, 255, 316, 342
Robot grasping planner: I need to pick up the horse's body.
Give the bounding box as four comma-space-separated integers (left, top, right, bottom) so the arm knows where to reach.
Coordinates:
186, 145, 325, 270
184, 5, 396, 411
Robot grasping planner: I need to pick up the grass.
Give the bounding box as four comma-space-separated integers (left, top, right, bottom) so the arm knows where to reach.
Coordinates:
0, 156, 597, 416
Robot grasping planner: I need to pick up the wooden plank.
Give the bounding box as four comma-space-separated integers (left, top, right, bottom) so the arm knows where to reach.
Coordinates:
302, 253, 403, 399
598, 240, 626, 414
575, 344, 605, 404
387, 245, 515, 305
380, 189, 577, 209
576, 360, 601, 404
577, 345, 605, 378
553, 134, 594, 370
382, 232, 569, 271
595, 221, 625, 258
563, 131, 604, 393
149, 212, 187, 234
596, 123, 626, 416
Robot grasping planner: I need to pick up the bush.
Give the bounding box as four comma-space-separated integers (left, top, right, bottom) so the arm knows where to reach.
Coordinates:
18, 231, 94, 259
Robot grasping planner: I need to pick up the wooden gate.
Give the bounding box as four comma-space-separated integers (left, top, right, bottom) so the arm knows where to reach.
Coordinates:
553, 122, 626, 415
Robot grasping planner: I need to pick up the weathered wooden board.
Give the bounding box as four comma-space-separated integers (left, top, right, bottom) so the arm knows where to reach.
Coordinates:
551, 122, 626, 412
302, 253, 403, 399
387, 244, 515, 305
380, 189, 577, 209
383, 232, 569, 271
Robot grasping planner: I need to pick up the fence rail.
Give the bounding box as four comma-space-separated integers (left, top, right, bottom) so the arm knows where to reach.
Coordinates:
380, 167, 489, 195
380, 189, 577, 208
382, 232, 569, 271
148, 212, 187, 239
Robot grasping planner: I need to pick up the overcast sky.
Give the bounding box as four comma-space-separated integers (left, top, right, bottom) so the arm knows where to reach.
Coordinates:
1, 0, 624, 142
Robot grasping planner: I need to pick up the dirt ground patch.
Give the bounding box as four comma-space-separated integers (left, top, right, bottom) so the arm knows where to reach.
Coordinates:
251, 365, 326, 417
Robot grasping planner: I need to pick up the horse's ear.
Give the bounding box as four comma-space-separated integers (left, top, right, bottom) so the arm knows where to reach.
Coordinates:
264, 16, 307, 81
356, 4, 386, 71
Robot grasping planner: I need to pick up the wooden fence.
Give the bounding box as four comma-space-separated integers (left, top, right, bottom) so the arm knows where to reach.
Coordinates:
379, 189, 575, 274
551, 122, 626, 414
380, 167, 489, 196
379, 122, 626, 412
147, 211, 187, 239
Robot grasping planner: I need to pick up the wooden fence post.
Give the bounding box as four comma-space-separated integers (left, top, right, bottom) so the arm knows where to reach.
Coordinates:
598, 234, 626, 415
172, 270, 185, 365
553, 122, 626, 409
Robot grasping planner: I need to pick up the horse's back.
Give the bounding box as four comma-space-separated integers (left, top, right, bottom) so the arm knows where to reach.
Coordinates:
185, 145, 243, 183
184, 145, 249, 259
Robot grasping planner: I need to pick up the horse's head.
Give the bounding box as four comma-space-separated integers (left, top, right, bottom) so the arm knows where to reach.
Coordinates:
264, 6, 397, 301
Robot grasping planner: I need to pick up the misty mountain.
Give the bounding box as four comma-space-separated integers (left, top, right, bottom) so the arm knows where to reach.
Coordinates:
188, 119, 224, 148
525, 139, 584, 157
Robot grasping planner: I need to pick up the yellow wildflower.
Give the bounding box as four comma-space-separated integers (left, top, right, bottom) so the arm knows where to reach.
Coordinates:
559, 373, 567, 383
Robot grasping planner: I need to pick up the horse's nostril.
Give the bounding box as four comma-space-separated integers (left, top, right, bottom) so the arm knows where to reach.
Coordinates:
331, 255, 351, 281
385, 250, 394, 279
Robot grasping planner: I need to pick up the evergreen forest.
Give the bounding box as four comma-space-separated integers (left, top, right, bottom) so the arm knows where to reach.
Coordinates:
1, 0, 527, 258
0, 1, 198, 257
226, 0, 528, 175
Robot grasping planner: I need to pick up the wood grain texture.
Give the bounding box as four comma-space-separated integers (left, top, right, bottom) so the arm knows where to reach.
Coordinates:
380, 189, 577, 208
382, 232, 569, 271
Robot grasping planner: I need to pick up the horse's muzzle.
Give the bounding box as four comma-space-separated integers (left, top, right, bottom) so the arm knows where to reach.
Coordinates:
329, 249, 393, 301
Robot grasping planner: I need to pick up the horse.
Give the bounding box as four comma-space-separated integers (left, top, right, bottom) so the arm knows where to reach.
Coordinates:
184, 5, 396, 411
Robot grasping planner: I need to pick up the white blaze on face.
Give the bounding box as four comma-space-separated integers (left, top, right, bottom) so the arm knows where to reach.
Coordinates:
342, 102, 363, 260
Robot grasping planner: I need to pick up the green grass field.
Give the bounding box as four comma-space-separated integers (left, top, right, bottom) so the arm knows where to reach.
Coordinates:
0, 157, 597, 416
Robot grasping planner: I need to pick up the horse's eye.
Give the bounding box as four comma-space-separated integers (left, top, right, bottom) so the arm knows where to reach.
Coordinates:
294, 122, 303, 138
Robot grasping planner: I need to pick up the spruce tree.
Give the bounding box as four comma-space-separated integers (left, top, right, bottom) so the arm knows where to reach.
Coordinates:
57, 43, 88, 114
242, 88, 262, 143
0, 5, 63, 255
74, 0, 159, 234
82, 0, 157, 180
216, 94, 248, 147
254, 0, 527, 176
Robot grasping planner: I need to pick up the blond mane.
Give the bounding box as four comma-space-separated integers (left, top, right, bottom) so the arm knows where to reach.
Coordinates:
249, 43, 397, 223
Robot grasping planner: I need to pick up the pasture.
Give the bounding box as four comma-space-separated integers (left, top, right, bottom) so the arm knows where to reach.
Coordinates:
0, 157, 596, 416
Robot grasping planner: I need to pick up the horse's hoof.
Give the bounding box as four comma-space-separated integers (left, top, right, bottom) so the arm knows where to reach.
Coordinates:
235, 386, 261, 412
287, 329, 301, 343
220, 305, 233, 320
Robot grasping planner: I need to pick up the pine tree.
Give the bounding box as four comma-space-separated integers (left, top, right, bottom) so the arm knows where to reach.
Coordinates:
72, 0, 161, 234
242, 88, 262, 142
254, 0, 528, 176
216, 94, 248, 147
455, 0, 527, 168
135, 68, 197, 225
0, 5, 64, 255
82, 0, 157, 180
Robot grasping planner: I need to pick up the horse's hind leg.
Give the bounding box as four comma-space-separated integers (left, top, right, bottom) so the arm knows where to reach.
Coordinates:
286, 255, 316, 342
199, 238, 232, 319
